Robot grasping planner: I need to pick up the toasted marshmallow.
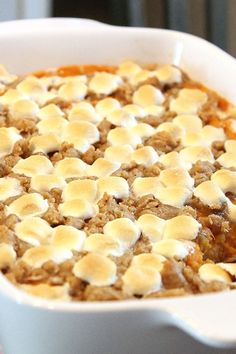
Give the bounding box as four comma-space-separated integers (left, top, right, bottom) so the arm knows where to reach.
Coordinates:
218, 263, 236, 276
129, 70, 151, 85
51, 225, 86, 251
63, 121, 99, 152
131, 146, 158, 167
173, 114, 202, 133
104, 145, 133, 164
10, 99, 39, 119
107, 127, 142, 147
54, 158, 88, 179
37, 116, 68, 136
159, 151, 186, 169
155, 185, 192, 208
133, 85, 165, 107
22, 245, 73, 268
155, 65, 182, 85
15, 217, 52, 246
13, 155, 54, 177
131, 123, 155, 139
97, 176, 129, 199
199, 263, 231, 283
0, 89, 25, 106
89, 72, 122, 95
226, 200, 236, 222
62, 179, 97, 202
156, 122, 184, 139
170, 88, 207, 114
159, 167, 194, 189
17, 76, 45, 99
21, 283, 70, 301
179, 146, 214, 168
37, 104, 64, 120
0, 177, 23, 201
153, 239, 191, 260
87, 158, 120, 178
107, 109, 136, 127
58, 199, 95, 219
104, 218, 140, 250
117, 60, 142, 77
0, 65, 17, 85
95, 97, 121, 118
211, 169, 236, 194
144, 105, 165, 117
58, 81, 87, 102
31, 175, 66, 193
123, 104, 145, 118
39, 76, 63, 89
225, 139, 236, 153
73, 253, 117, 286
84, 233, 122, 256
68, 102, 100, 124
132, 177, 160, 197
0, 127, 22, 158
7, 193, 49, 219
163, 215, 200, 240
194, 180, 226, 207
181, 131, 204, 147
137, 214, 166, 243
122, 266, 162, 295
29, 133, 61, 154
217, 152, 236, 169
131, 253, 166, 271
0, 243, 16, 269
201, 125, 225, 144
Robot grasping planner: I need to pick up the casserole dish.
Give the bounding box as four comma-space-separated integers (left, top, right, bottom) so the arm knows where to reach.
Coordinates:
0, 18, 236, 354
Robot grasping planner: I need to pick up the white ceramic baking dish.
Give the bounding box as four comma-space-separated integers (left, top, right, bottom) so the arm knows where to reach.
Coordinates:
0, 18, 236, 354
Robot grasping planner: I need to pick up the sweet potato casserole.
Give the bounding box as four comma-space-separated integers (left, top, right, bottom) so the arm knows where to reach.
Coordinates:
0, 61, 236, 301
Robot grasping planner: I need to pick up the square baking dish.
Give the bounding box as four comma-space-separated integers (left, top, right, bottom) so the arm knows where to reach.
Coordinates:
0, 18, 236, 354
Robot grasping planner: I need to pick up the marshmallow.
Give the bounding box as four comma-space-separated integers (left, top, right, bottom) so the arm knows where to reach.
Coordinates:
104, 218, 140, 250
170, 88, 207, 114
173, 114, 202, 133
0, 243, 16, 269
0, 89, 25, 106
0, 127, 22, 158
62, 75, 87, 84
97, 176, 129, 199
58, 199, 96, 219
51, 225, 86, 251
29, 133, 62, 154
117, 60, 142, 77
89, 72, 122, 95
58, 81, 87, 102
13, 155, 54, 177
159, 167, 194, 189
137, 214, 166, 243
0, 177, 23, 201
104, 145, 133, 164
87, 158, 120, 178
225, 140, 236, 153
218, 263, 236, 277
62, 179, 97, 202
144, 105, 165, 117
21, 283, 70, 301
201, 125, 225, 144
131, 146, 159, 167
73, 253, 117, 286
156, 122, 184, 139
37, 104, 64, 120
84, 233, 122, 256
122, 266, 162, 295
179, 146, 214, 168
217, 152, 236, 169
155, 65, 182, 85
95, 97, 121, 118
159, 151, 186, 169
132, 177, 160, 197
131, 123, 155, 139
10, 99, 39, 119
194, 181, 227, 207
153, 239, 192, 260
15, 217, 52, 246
54, 158, 88, 179
129, 70, 151, 86
17, 76, 45, 99
7, 193, 49, 219
123, 104, 145, 118
107, 127, 142, 147
131, 253, 166, 271
106, 109, 136, 127
155, 185, 192, 208
37, 116, 68, 136
68, 102, 100, 124
133, 85, 165, 107
31, 175, 66, 193
199, 263, 231, 283
211, 169, 236, 194
163, 215, 201, 240
63, 121, 99, 153
22, 245, 73, 268
181, 131, 204, 147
